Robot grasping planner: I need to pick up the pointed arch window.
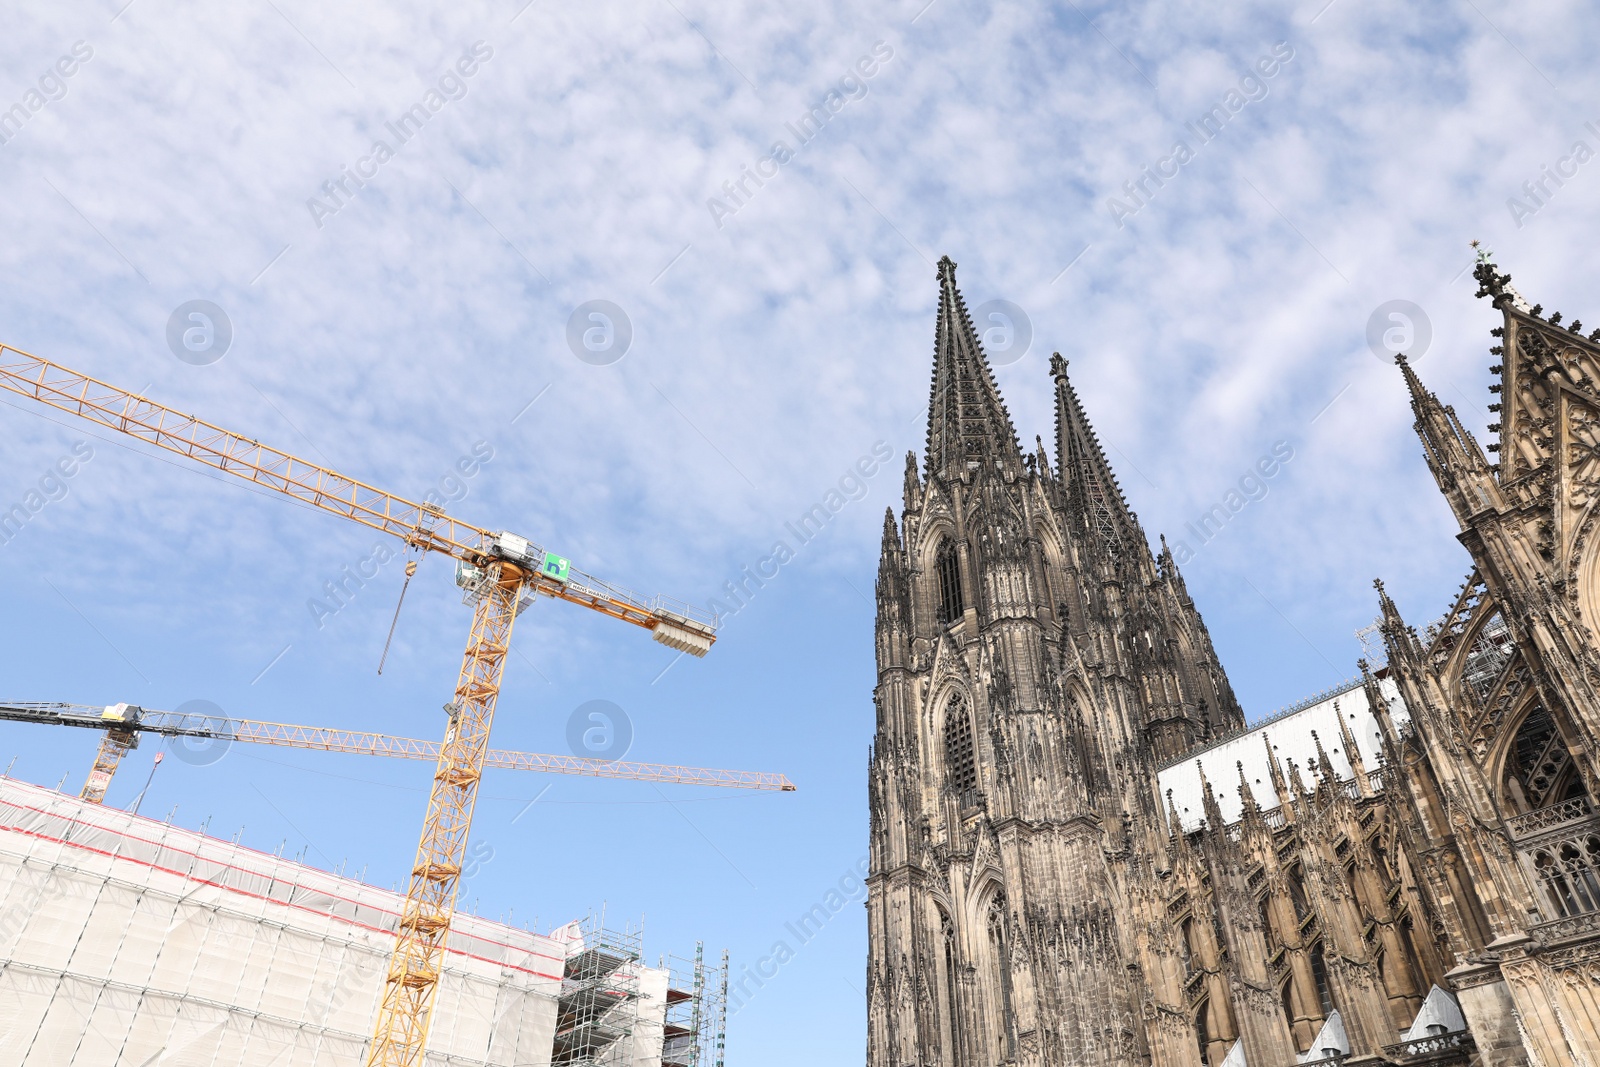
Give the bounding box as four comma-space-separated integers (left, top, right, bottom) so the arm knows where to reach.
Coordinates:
1309, 941, 1334, 1016
1257, 895, 1277, 949
986, 893, 1018, 1063
939, 907, 965, 1065
1503, 703, 1590, 815
1287, 863, 1312, 923
944, 694, 978, 808
1195, 997, 1213, 1066
1280, 980, 1297, 1047
935, 540, 965, 625
1369, 836, 1394, 889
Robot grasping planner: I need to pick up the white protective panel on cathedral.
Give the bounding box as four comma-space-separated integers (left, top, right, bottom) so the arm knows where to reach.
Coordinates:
1156, 675, 1409, 832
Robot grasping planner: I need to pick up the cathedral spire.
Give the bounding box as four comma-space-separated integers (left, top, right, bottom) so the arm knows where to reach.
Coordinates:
1358, 658, 1402, 751
1166, 789, 1190, 849
1311, 730, 1336, 784
881, 506, 901, 554
876, 508, 910, 672
1236, 760, 1260, 818
1286, 758, 1309, 805
1470, 246, 1600, 487
924, 256, 1024, 479
1396, 355, 1499, 523
1050, 353, 1140, 553
1336, 705, 1371, 796
1374, 578, 1423, 667
1265, 734, 1294, 822
1199, 762, 1226, 832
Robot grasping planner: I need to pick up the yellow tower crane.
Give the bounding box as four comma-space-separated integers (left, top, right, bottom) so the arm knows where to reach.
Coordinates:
0, 345, 722, 1066
0, 700, 796, 796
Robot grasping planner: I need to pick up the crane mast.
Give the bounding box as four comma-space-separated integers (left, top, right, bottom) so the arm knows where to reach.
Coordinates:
378, 563, 517, 1054
0, 343, 721, 1066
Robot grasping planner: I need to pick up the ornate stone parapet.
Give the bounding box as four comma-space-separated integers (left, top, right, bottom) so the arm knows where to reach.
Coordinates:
1528, 909, 1600, 946
1506, 796, 1593, 839
1381, 1029, 1477, 1064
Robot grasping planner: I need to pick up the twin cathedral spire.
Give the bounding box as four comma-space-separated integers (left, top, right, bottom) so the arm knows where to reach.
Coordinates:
868, 258, 1246, 1067
914, 255, 1148, 566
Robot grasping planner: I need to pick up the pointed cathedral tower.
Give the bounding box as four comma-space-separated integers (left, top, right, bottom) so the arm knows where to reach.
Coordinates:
866, 259, 1245, 1067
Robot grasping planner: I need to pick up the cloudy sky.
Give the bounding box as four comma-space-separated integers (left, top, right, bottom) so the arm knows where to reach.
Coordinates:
1, 0, 1597, 1061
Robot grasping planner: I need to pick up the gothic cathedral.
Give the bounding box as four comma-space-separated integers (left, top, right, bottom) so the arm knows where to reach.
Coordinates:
865, 254, 1600, 1066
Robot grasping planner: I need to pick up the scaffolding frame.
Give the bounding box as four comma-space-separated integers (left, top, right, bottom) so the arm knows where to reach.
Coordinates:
555, 914, 644, 1067
659, 943, 728, 1067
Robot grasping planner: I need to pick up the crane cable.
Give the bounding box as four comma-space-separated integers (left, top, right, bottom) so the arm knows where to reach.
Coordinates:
377, 558, 420, 675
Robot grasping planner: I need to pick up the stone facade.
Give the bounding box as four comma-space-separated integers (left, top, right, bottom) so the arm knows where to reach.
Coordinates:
864, 253, 1600, 1066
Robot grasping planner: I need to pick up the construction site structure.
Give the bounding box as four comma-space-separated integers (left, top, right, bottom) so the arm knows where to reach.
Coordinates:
553, 915, 644, 1066
0, 344, 721, 1066
657, 943, 729, 1067
0, 772, 724, 1066
0, 702, 796, 802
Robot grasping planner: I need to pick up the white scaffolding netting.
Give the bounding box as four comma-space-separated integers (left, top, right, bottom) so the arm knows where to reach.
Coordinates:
0, 775, 669, 1067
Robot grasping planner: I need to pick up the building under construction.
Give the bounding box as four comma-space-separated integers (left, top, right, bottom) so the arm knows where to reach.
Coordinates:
0, 775, 728, 1065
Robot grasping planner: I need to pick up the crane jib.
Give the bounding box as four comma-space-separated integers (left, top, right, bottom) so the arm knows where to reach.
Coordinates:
0, 342, 718, 649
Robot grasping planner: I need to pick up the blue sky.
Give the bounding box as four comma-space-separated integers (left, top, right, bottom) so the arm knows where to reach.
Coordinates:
1, 0, 1597, 1062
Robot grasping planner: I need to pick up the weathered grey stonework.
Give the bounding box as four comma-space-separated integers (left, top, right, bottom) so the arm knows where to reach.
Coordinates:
865, 254, 1600, 1066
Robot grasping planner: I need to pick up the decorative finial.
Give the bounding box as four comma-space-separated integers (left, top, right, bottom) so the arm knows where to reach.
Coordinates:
1049, 351, 1068, 379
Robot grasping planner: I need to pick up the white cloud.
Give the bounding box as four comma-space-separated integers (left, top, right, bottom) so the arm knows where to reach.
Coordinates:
0, 0, 1597, 1057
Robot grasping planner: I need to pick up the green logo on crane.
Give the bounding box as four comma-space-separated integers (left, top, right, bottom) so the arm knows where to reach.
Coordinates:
542, 552, 571, 582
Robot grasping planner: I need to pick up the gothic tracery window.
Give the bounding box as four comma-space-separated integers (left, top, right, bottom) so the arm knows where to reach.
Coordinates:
1195, 998, 1213, 1065
986, 893, 1017, 1063
936, 540, 965, 625
944, 694, 978, 808
939, 907, 964, 1065
1532, 834, 1600, 917
1309, 941, 1334, 1016
1257, 895, 1276, 949
1287, 864, 1311, 923
1505, 703, 1586, 814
